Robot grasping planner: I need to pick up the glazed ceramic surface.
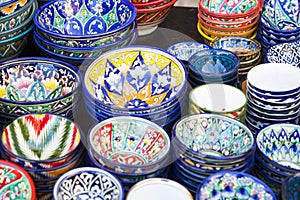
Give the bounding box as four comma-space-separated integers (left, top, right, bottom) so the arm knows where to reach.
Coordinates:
256, 124, 300, 171
281, 172, 300, 200
1, 113, 81, 161
0, 159, 36, 200
172, 114, 254, 160
84, 46, 187, 110
266, 40, 300, 68
53, 167, 123, 200
167, 42, 211, 62
196, 171, 276, 200
88, 116, 170, 173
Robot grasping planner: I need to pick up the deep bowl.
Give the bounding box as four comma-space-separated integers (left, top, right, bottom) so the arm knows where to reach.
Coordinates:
172, 114, 255, 161
53, 167, 124, 200
0, 57, 82, 114
88, 116, 171, 174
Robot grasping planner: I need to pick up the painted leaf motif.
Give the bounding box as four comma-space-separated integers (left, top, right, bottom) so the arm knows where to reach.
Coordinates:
26, 80, 46, 101
6, 85, 25, 101
46, 85, 63, 100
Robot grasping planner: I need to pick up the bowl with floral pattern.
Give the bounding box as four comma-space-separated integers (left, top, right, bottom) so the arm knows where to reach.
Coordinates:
83, 46, 187, 114
53, 167, 124, 200
195, 171, 276, 200
0, 57, 81, 115
34, 0, 136, 48
172, 114, 255, 162
0, 159, 36, 200
0, 113, 82, 169
281, 172, 300, 200
88, 116, 171, 174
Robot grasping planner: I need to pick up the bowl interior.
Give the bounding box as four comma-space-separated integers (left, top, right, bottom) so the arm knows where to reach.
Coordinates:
1, 113, 81, 161
84, 46, 187, 110
88, 116, 170, 166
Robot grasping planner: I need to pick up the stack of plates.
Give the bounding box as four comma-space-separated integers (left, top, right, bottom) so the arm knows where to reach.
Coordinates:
0, 114, 84, 200
245, 63, 300, 134
171, 114, 256, 194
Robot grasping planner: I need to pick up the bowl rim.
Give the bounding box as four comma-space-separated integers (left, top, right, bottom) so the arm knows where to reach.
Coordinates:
0, 24, 33, 44
132, 0, 167, 7
136, 0, 177, 12
53, 167, 124, 200
34, 0, 137, 39
87, 116, 171, 169
0, 0, 20, 8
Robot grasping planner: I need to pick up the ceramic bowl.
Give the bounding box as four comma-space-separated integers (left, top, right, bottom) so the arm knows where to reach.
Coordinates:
83, 46, 187, 113
34, 0, 136, 47
210, 37, 261, 62
133, 0, 171, 8
266, 40, 300, 68
172, 114, 255, 162
88, 116, 171, 174
126, 178, 194, 200
0, 113, 82, 167
195, 171, 276, 200
256, 123, 300, 172
259, 21, 300, 40
0, 159, 36, 200
135, 0, 177, 35
0, 57, 81, 114
281, 172, 300, 200
188, 84, 247, 119
130, 0, 163, 3
53, 167, 124, 200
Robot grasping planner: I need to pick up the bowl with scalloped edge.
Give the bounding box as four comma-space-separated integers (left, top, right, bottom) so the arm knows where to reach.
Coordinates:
88, 116, 171, 174
34, 0, 136, 48
0, 57, 81, 115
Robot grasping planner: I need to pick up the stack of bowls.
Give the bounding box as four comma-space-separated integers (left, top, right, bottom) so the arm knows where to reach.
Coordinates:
188, 49, 240, 87
195, 171, 277, 200
254, 124, 300, 197
258, 0, 300, 55
245, 63, 300, 134
281, 172, 300, 200
0, 113, 84, 200
33, 0, 137, 66
129, 0, 178, 36
210, 37, 262, 89
197, 0, 262, 44
83, 46, 188, 132
53, 167, 124, 200
265, 40, 300, 68
0, 0, 37, 61
188, 84, 247, 121
87, 116, 171, 193
171, 114, 256, 194
0, 159, 36, 200
0, 57, 81, 128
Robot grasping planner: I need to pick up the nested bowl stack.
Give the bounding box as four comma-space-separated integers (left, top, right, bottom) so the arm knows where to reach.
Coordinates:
197, 0, 262, 44
245, 63, 300, 134
0, 0, 37, 62
130, 0, 178, 36
33, 0, 138, 66
258, 0, 300, 55
0, 159, 36, 200
188, 83, 247, 121
87, 116, 171, 192
83, 46, 188, 132
195, 171, 277, 200
0, 113, 84, 199
53, 167, 124, 200
254, 124, 300, 197
187, 49, 240, 87
0, 57, 81, 127
210, 36, 261, 89
171, 114, 256, 194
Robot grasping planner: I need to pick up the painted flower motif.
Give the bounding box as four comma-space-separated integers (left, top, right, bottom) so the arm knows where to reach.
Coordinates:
283, 0, 299, 14
64, 1, 74, 17
19, 0, 27, 7
1, 3, 18, 15
41, 77, 60, 91
93, 3, 103, 15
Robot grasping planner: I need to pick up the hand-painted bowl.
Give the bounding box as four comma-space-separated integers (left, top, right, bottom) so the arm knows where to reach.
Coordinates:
34, 0, 136, 47
0, 159, 36, 200
0, 57, 81, 114
0, 113, 82, 166
281, 172, 300, 200
83, 46, 187, 113
195, 171, 276, 200
256, 123, 300, 172
172, 114, 255, 162
133, 0, 171, 8
53, 167, 124, 200
266, 40, 300, 68
188, 84, 247, 120
88, 116, 171, 174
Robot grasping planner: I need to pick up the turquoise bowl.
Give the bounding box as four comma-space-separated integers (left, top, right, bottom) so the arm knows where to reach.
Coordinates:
281, 172, 300, 200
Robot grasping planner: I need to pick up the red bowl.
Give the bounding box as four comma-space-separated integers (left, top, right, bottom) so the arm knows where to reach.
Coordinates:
132, 0, 170, 7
